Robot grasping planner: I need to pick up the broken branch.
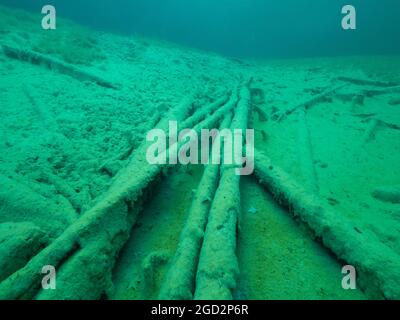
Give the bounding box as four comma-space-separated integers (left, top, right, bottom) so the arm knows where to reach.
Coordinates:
2, 43, 118, 89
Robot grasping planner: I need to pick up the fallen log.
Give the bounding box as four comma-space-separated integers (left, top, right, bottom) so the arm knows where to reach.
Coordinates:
253, 149, 400, 299
0, 92, 237, 300
102, 94, 230, 178
296, 108, 319, 194
158, 114, 232, 300
194, 85, 250, 300
0, 222, 48, 283
1, 43, 118, 89
362, 118, 400, 145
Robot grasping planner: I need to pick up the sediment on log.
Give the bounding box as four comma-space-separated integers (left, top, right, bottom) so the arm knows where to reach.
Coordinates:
1, 43, 118, 89
194, 85, 250, 300
21, 83, 82, 150
253, 149, 400, 299
0, 91, 237, 300
362, 118, 400, 145
100, 109, 163, 177
296, 108, 319, 194
158, 114, 232, 300
275, 85, 345, 121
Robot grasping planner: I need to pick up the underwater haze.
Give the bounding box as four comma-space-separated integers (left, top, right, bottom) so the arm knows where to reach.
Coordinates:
0, 0, 400, 302
1, 0, 400, 58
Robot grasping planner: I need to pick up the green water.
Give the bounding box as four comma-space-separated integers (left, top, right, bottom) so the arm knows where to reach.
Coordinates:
0, 3, 399, 300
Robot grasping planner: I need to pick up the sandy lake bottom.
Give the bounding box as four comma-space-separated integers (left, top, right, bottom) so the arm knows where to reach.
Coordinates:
0, 5, 399, 300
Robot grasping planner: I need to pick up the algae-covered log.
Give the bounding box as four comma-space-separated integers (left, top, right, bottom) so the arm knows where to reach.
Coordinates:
158, 114, 233, 300
253, 149, 400, 299
1, 43, 118, 89
337, 76, 398, 88
0, 91, 237, 300
194, 85, 250, 300
22, 84, 59, 132
362, 118, 400, 145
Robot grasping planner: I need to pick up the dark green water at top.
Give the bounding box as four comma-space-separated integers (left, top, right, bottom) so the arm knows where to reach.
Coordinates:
1, 0, 399, 58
